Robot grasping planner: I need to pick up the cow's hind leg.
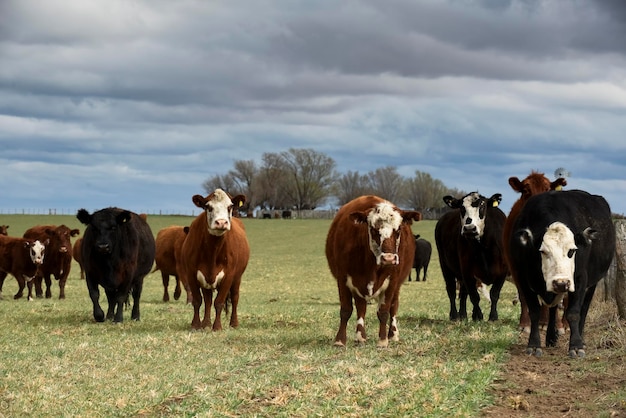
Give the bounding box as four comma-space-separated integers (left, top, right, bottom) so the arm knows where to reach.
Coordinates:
487, 277, 505, 321
228, 283, 240, 328
443, 273, 459, 320
130, 280, 143, 321
354, 296, 367, 344
334, 280, 353, 347
174, 276, 182, 300
161, 272, 170, 302
200, 288, 213, 329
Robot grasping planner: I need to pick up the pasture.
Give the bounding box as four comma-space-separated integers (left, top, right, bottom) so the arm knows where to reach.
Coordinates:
0, 214, 622, 417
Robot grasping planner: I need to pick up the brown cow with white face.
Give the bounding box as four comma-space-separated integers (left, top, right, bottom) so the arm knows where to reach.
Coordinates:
180, 189, 250, 330
326, 195, 421, 348
23, 225, 80, 299
0, 236, 46, 300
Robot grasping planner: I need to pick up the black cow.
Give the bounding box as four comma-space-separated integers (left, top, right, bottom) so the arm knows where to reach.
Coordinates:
435, 192, 508, 321
509, 190, 615, 358
408, 235, 432, 281
76, 207, 155, 322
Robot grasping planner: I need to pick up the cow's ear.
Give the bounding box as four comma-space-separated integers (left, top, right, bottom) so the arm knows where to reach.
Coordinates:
116, 211, 132, 225
443, 196, 460, 209
489, 193, 502, 207
349, 211, 369, 224
192, 194, 207, 208
232, 195, 246, 208
71, 229, 80, 237
515, 229, 533, 247
76, 209, 92, 225
508, 177, 523, 193
402, 211, 422, 224
183, 226, 190, 234
576, 227, 598, 246
551, 178, 567, 191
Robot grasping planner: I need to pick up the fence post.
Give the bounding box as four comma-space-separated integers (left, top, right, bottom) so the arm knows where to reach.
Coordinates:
614, 219, 626, 319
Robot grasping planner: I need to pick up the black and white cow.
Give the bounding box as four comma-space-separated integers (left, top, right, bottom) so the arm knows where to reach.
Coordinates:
509, 190, 615, 358
435, 192, 508, 321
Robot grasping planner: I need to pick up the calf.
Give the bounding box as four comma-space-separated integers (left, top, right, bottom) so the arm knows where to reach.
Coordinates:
0, 225, 9, 235
325, 195, 421, 348
435, 192, 508, 321
509, 190, 615, 358
179, 189, 250, 330
0, 236, 46, 300
23, 225, 80, 299
77, 207, 155, 322
154, 225, 190, 302
408, 234, 432, 281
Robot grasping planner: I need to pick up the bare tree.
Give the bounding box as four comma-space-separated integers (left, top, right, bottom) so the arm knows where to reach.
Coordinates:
406, 171, 449, 209
202, 174, 237, 196
334, 170, 372, 205
228, 159, 258, 210
278, 148, 337, 210
366, 166, 407, 205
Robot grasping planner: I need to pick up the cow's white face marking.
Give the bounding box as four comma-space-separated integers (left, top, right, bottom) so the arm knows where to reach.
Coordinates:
540, 222, 577, 294
29, 240, 46, 265
367, 202, 402, 266
205, 189, 234, 236
459, 192, 487, 239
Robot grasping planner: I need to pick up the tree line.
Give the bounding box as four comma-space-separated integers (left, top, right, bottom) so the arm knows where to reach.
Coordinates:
202, 148, 465, 216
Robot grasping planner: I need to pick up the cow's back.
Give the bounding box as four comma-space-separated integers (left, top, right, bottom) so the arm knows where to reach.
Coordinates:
155, 226, 184, 275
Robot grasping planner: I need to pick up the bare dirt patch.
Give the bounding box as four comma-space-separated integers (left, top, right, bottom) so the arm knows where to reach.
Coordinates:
482, 302, 626, 418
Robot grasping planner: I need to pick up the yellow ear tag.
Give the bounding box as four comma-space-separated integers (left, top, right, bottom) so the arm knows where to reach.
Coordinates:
238, 201, 243, 207
555, 185, 563, 191
492, 201, 499, 207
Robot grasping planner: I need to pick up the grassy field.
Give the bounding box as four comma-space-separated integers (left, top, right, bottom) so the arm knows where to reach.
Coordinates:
1, 214, 523, 417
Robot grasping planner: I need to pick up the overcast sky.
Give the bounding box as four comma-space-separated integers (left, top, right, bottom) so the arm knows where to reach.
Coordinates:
1, 0, 625, 216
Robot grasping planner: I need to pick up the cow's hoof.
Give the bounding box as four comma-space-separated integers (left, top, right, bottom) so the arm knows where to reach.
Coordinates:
568, 349, 585, 358
333, 340, 346, 348
526, 347, 543, 357
376, 339, 389, 349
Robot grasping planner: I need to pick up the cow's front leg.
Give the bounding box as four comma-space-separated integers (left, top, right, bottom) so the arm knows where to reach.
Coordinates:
212, 289, 227, 331
376, 307, 390, 348
104, 289, 117, 321
229, 285, 240, 328
488, 277, 505, 321
131, 280, 143, 321
545, 306, 559, 347
387, 290, 400, 341
526, 295, 543, 356
354, 296, 367, 344
86, 279, 105, 322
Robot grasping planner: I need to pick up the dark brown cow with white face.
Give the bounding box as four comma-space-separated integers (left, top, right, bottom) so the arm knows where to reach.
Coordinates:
325, 195, 421, 348
0, 235, 46, 300
23, 225, 80, 299
154, 225, 190, 302
180, 189, 250, 330
503, 171, 567, 333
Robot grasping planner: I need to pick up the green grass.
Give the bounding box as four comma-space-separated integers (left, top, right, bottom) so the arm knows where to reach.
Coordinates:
0, 215, 521, 417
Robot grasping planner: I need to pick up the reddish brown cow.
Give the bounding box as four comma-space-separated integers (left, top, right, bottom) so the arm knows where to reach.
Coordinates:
180, 189, 250, 330
0, 225, 9, 236
326, 195, 421, 348
0, 235, 47, 300
154, 225, 190, 302
72, 237, 84, 280
503, 171, 567, 332
23, 225, 80, 299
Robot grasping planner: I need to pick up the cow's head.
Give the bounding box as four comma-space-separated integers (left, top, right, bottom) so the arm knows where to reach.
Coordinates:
0, 225, 8, 236
350, 202, 421, 266
443, 192, 502, 240
25, 239, 47, 266
509, 171, 567, 201
77, 208, 132, 254
515, 221, 597, 296
192, 189, 246, 236
44, 225, 80, 253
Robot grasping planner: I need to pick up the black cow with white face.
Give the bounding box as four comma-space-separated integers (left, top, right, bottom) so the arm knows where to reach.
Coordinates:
509, 190, 615, 358
77, 207, 155, 323
435, 192, 508, 321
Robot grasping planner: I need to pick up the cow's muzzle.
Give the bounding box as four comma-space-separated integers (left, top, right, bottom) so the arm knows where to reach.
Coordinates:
550, 279, 572, 293
380, 253, 399, 266
97, 243, 111, 254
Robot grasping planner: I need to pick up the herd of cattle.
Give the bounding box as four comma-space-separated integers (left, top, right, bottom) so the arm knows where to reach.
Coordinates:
0, 172, 616, 358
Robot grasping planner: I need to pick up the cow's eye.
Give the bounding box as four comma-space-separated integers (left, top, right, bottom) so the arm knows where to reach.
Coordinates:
567, 249, 576, 258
